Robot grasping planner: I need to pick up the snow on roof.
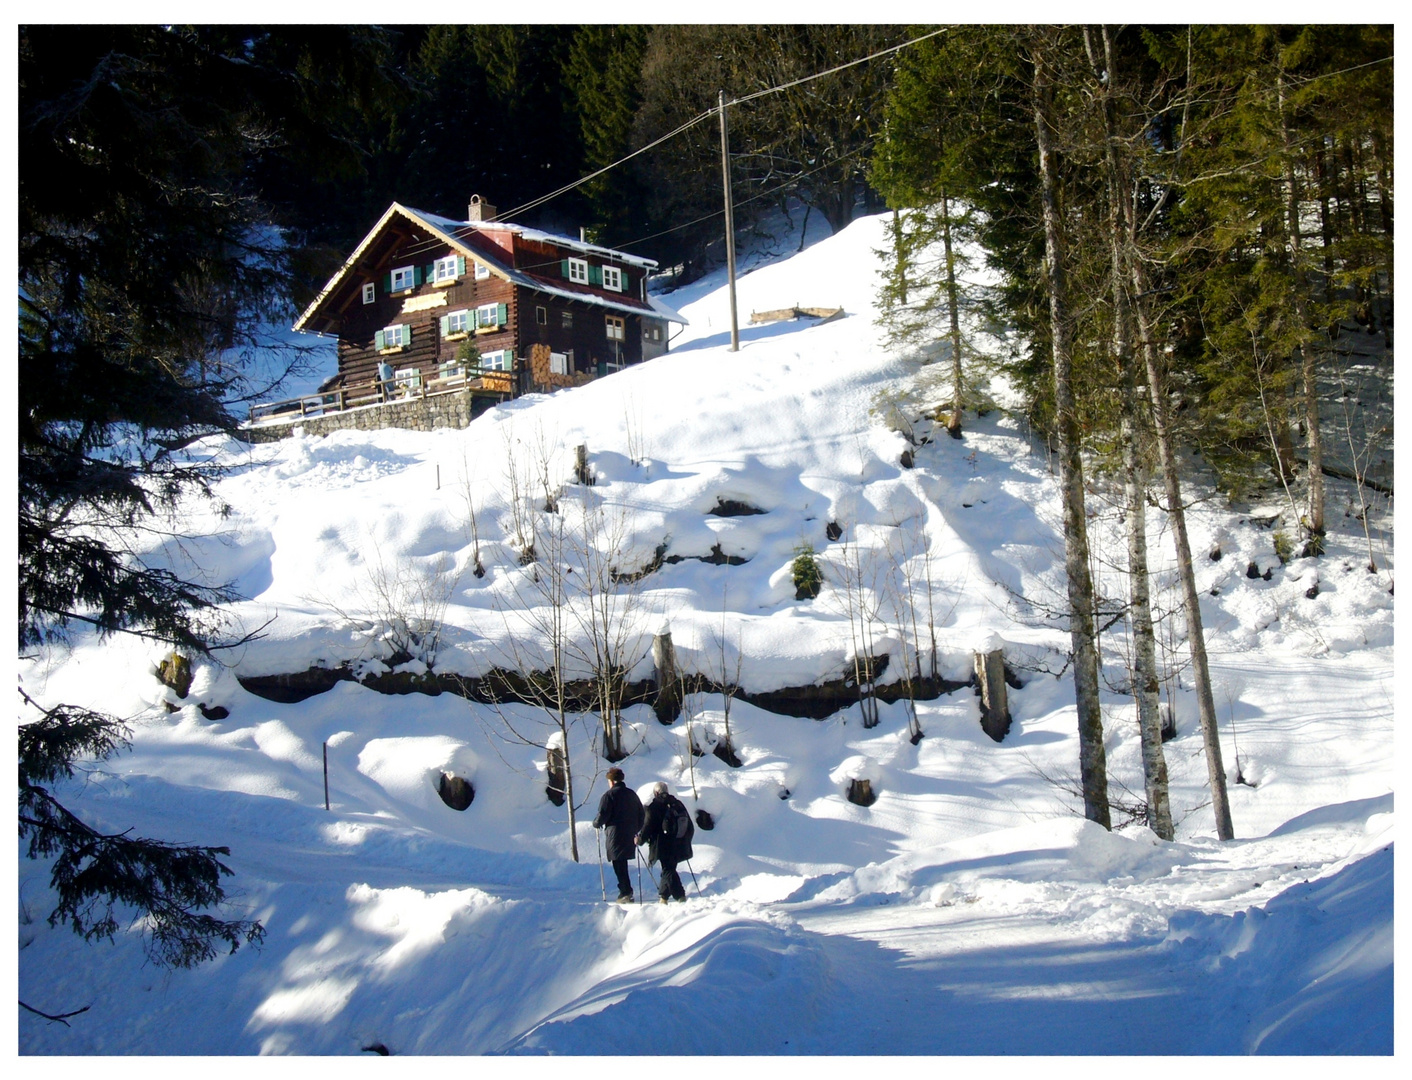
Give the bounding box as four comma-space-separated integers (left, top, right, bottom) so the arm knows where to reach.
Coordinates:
410, 208, 659, 270
647, 292, 689, 326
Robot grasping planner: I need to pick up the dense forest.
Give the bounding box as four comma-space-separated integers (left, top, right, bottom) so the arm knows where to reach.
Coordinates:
18, 24, 1393, 963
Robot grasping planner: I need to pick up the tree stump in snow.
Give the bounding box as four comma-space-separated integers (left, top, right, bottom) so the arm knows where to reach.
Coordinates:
974, 648, 1011, 742
546, 745, 567, 806
1160, 703, 1176, 743
574, 443, 592, 485
437, 773, 475, 811
652, 630, 680, 725
694, 808, 715, 831
712, 738, 742, 768
846, 778, 877, 807
157, 652, 193, 699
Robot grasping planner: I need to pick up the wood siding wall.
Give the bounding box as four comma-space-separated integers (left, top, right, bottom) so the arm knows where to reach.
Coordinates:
337, 270, 517, 392
331, 223, 661, 392
516, 288, 644, 374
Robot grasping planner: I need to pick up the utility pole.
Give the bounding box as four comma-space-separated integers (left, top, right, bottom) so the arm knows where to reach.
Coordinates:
719, 89, 740, 351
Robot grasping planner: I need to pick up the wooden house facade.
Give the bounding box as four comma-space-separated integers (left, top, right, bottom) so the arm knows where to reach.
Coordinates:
292, 196, 686, 407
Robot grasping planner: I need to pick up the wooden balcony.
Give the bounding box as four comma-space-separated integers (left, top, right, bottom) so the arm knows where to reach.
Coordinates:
248, 363, 518, 425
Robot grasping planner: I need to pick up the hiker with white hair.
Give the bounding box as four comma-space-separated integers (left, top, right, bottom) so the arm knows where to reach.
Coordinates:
635, 781, 693, 903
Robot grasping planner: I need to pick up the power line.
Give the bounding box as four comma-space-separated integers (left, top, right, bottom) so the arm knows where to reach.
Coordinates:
498, 108, 720, 221
730, 27, 949, 107
616, 141, 874, 253
392, 27, 949, 265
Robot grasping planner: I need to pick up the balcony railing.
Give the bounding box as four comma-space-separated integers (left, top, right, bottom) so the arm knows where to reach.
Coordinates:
248, 362, 518, 424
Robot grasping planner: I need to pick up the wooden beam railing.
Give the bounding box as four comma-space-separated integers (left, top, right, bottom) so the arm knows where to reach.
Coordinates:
248, 362, 518, 424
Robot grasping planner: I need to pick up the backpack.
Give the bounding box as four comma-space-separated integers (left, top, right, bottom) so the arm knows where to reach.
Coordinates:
662, 797, 693, 843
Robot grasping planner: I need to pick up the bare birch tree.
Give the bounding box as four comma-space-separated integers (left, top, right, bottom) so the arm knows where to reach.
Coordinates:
1030, 30, 1110, 827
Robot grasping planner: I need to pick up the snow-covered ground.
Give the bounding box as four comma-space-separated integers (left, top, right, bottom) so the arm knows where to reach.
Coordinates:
17, 212, 1394, 1056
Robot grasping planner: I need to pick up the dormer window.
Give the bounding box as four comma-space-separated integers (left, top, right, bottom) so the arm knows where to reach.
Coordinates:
567, 257, 588, 285
390, 265, 416, 292
433, 255, 464, 284
474, 261, 490, 281
602, 265, 623, 292
362, 282, 376, 305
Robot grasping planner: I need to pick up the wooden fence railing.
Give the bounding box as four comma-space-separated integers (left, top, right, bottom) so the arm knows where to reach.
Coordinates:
248, 363, 518, 424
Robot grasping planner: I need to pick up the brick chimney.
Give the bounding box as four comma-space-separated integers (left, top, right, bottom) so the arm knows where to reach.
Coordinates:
468, 194, 497, 222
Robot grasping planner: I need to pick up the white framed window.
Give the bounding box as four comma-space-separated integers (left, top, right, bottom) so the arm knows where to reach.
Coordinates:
378, 323, 409, 350
567, 257, 588, 284
474, 261, 490, 281
390, 265, 416, 292
645, 323, 661, 342
481, 349, 511, 372
434, 255, 461, 284
362, 282, 376, 305
536, 305, 547, 325
561, 310, 573, 329
605, 315, 625, 342
602, 265, 623, 292
549, 351, 569, 376
444, 309, 470, 336
393, 367, 421, 391
476, 302, 505, 330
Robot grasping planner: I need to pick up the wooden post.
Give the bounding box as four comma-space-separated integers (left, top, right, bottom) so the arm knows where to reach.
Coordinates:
974, 649, 1011, 742
719, 90, 739, 352
652, 628, 680, 725
575, 444, 591, 485
546, 744, 567, 806
323, 741, 330, 811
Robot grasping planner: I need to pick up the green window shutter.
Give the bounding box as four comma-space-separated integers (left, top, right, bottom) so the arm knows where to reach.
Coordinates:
589, 265, 602, 286
383, 273, 391, 293
621, 272, 631, 294
561, 258, 570, 278
440, 314, 450, 336
401, 324, 411, 344
412, 266, 422, 286
375, 329, 385, 350
497, 302, 507, 326
456, 255, 466, 276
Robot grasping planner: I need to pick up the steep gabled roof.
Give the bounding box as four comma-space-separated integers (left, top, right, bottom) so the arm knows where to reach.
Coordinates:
293, 202, 687, 335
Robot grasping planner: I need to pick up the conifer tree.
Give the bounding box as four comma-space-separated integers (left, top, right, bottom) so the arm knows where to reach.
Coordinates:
19, 24, 397, 968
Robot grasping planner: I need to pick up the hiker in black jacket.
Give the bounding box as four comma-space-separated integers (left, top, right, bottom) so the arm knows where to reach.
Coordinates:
593, 767, 644, 903
636, 782, 693, 903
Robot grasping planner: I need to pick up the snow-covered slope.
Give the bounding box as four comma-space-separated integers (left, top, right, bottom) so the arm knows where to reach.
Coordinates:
18, 212, 1394, 1056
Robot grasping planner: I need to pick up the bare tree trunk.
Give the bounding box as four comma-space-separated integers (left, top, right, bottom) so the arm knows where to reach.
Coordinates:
1278, 71, 1325, 549
1130, 264, 1235, 841
892, 208, 907, 304
1092, 25, 1173, 840
941, 190, 965, 437
1032, 41, 1109, 828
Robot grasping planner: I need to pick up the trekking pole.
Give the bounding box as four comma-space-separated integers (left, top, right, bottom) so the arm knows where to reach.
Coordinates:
596, 828, 606, 902
636, 849, 658, 896
685, 859, 702, 897
635, 849, 644, 903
